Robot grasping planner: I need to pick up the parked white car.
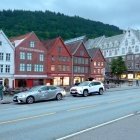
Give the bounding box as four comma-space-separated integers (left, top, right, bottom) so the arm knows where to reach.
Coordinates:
70, 81, 104, 97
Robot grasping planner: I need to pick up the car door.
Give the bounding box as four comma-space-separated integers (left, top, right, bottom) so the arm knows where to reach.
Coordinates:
46, 86, 57, 99
88, 82, 95, 93
93, 82, 101, 92
38, 86, 48, 100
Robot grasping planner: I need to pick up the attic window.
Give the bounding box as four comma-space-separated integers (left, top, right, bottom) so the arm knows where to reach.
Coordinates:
0, 41, 2, 46
30, 41, 35, 48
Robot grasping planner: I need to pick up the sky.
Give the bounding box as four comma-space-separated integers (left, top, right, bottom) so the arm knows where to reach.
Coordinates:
1, 0, 140, 30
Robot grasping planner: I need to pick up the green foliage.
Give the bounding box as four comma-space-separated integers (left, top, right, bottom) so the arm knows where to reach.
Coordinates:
0, 10, 122, 39
111, 56, 127, 77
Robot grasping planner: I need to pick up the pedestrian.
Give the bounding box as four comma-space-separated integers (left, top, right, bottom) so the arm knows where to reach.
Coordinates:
0, 84, 4, 100
136, 80, 139, 86
74, 80, 80, 86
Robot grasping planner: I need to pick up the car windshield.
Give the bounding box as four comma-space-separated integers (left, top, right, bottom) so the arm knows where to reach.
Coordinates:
78, 81, 90, 86
29, 86, 43, 92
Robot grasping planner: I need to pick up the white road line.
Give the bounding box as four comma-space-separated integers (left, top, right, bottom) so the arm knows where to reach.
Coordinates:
0, 112, 56, 125
56, 113, 134, 140
67, 105, 97, 112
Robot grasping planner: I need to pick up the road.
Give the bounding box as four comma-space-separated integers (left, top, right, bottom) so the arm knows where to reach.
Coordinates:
0, 88, 140, 140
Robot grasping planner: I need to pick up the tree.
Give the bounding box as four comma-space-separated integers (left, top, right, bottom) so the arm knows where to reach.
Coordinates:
110, 56, 127, 80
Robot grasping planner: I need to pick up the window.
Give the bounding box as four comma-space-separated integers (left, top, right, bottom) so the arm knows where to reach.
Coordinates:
30, 41, 35, 48
101, 62, 104, 66
51, 56, 55, 61
98, 62, 100, 66
39, 65, 44, 72
58, 65, 62, 71
5, 65, 10, 73
128, 46, 132, 53
27, 64, 32, 71
67, 66, 70, 71
109, 50, 112, 56
34, 64, 39, 72
80, 50, 84, 56
94, 62, 96, 66
20, 64, 25, 71
115, 49, 118, 55
20, 52, 25, 59
135, 46, 139, 52
51, 65, 55, 71
6, 53, 10, 61
85, 58, 89, 64
98, 69, 100, 74
125, 40, 128, 46
27, 53, 32, 60
0, 53, 4, 60
122, 48, 125, 54
73, 57, 78, 64
58, 46, 62, 54
39, 54, 44, 61
135, 63, 140, 69
132, 39, 135, 45
0, 41, 2, 46
78, 58, 82, 64
0, 65, 3, 73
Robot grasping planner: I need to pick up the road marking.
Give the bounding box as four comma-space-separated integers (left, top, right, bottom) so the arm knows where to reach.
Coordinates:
109, 99, 121, 103
67, 104, 98, 112
0, 106, 29, 111
56, 113, 134, 140
0, 112, 56, 125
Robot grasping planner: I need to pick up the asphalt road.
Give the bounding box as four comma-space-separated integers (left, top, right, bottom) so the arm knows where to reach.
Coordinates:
0, 88, 140, 140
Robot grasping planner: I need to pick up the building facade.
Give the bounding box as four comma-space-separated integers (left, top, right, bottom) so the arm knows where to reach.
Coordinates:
43, 37, 72, 86
65, 37, 90, 84
87, 48, 106, 81
86, 29, 140, 80
11, 32, 48, 88
0, 30, 15, 88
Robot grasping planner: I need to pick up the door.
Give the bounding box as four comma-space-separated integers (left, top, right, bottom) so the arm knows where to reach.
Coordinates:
46, 86, 57, 99
38, 86, 48, 100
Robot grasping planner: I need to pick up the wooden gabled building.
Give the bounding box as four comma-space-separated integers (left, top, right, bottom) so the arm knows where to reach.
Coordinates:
42, 37, 72, 86
87, 48, 106, 81
10, 32, 48, 88
65, 38, 90, 85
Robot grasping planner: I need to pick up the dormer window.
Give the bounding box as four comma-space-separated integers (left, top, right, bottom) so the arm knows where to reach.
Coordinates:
30, 41, 35, 48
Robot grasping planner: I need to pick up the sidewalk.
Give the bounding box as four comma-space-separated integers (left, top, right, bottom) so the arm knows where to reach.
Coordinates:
0, 84, 140, 104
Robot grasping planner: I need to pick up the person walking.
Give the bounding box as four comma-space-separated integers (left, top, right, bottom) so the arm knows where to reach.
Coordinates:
0, 84, 4, 100
136, 80, 139, 86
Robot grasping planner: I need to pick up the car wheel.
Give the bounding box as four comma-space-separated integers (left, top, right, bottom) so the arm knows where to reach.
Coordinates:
83, 90, 88, 97
26, 96, 34, 104
72, 95, 77, 97
56, 93, 62, 100
99, 88, 104, 95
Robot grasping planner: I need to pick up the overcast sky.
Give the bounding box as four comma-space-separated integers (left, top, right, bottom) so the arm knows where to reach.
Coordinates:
1, 0, 140, 30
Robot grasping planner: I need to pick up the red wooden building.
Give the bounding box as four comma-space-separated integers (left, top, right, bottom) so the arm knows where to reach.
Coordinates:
65, 40, 90, 85
42, 37, 72, 86
87, 48, 106, 81
10, 32, 48, 88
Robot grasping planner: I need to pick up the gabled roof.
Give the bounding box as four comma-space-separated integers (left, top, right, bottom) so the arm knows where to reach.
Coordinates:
66, 40, 82, 55
85, 36, 105, 49
87, 48, 106, 61
42, 38, 56, 51
87, 48, 99, 58
0, 30, 15, 50
64, 35, 87, 44
10, 32, 33, 47
42, 37, 71, 56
